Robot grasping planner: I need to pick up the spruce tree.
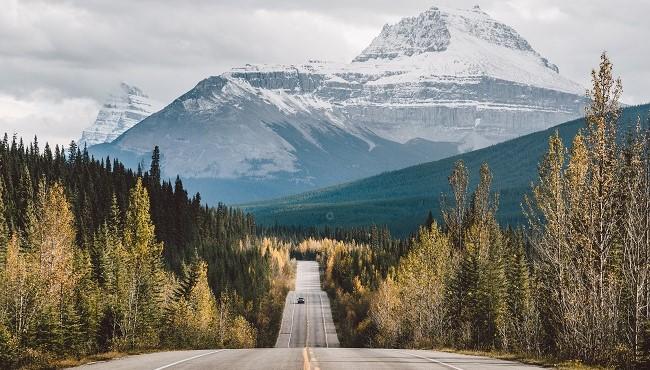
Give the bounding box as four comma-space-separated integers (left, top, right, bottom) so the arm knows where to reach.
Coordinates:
121, 178, 165, 348
0, 179, 8, 266
150, 146, 161, 186
443, 160, 469, 250
502, 229, 533, 351
16, 164, 36, 251
31, 182, 78, 355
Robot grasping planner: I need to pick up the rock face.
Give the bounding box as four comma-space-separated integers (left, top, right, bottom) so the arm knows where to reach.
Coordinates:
79, 83, 160, 147
90, 5, 587, 204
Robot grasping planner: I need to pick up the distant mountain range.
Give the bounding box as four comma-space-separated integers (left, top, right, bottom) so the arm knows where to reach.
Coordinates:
79, 82, 161, 147
241, 104, 650, 236
88, 5, 586, 204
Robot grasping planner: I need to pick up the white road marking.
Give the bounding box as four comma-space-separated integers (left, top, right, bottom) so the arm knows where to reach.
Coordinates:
399, 351, 465, 370
288, 291, 296, 348
152, 350, 225, 370
319, 292, 328, 348
306, 307, 310, 347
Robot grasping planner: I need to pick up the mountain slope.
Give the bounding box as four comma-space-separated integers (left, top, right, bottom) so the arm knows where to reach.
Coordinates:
90, 5, 586, 204
79, 82, 161, 147
242, 104, 650, 236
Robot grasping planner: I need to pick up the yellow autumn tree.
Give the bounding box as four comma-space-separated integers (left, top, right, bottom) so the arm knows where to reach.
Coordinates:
526, 53, 646, 366
395, 222, 453, 347
121, 178, 165, 349
31, 181, 77, 308
164, 260, 220, 348
227, 315, 257, 348
26, 181, 79, 353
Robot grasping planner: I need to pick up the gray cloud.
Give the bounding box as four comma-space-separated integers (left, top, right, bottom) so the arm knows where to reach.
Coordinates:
0, 0, 648, 146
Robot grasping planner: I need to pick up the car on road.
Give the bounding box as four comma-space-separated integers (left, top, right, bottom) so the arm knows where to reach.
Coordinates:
297, 297, 305, 304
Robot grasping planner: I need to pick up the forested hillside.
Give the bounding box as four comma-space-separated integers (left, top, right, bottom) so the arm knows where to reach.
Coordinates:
244, 104, 650, 236
299, 54, 650, 368
0, 140, 292, 368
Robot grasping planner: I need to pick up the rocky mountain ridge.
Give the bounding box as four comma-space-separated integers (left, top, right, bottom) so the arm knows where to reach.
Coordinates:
89, 5, 587, 203
79, 82, 161, 147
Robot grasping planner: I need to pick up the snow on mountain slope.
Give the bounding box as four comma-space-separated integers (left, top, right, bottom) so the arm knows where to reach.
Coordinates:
353, 6, 576, 93
79, 82, 161, 147
89, 5, 587, 204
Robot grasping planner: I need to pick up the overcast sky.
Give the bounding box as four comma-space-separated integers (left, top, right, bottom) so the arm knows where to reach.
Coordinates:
1, 0, 648, 146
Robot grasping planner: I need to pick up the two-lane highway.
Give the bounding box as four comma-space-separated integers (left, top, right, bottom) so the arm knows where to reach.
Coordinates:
275, 261, 339, 348
73, 260, 543, 369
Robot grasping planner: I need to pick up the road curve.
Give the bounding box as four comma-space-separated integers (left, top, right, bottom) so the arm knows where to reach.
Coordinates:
72, 260, 542, 369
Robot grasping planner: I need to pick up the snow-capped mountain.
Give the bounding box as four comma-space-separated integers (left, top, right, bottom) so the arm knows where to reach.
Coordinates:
79, 82, 161, 147
89, 5, 587, 204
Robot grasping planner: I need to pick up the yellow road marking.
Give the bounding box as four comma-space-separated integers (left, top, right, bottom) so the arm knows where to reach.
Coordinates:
303, 347, 310, 370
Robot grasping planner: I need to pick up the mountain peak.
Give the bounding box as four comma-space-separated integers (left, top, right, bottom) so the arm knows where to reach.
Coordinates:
353, 7, 451, 62
353, 5, 539, 64
119, 81, 148, 98
79, 83, 161, 147
89, 5, 585, 204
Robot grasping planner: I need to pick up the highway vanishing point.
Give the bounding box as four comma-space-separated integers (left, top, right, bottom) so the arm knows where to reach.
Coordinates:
73, 261, 542, 369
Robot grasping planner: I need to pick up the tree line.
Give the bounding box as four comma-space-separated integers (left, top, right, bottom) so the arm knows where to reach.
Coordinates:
302, 54, 650, 368
0, 140, 292, 367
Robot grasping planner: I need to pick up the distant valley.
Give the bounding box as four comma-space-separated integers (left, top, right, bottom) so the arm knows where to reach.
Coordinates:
243, 104, 650, 236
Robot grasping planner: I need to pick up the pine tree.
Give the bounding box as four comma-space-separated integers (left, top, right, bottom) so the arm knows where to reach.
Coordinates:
0, 321, 18, 368
583, 53, 623, 359
620, 122, 650, 363
0, 178, 8, 266
72, 247, 100, 355
150, 146, 161, 186
369, 276, 401, 347
525, 131, 568, 353
502, 229, 535, 352
164, 260, 219, 348
443, 160, 469, 250
392, 222, 453, 347
526, 53, 637, 364
0, 137, 283, 359
227, 315, 257, 348
33, 182, 76, 308
448, 163, 505, 349
121, 178, 165, 348
16, 163, 36, 251
1, 233, 38, 350
31, 182, 78, 355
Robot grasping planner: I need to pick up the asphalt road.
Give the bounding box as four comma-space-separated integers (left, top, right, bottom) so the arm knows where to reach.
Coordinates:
275, 260, 339, 348
73, 261, 542, 369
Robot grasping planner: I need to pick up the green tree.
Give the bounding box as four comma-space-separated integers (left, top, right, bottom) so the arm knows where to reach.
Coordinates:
448, 164, 505, 349
526, 53, 639, 365
164, 260, 220, 348
0, 178, 8, 265
121, 178, 165, 348
383, 222, 453, 347
16, 164, 36, 251
150, 146, 161, 186
502, 229, 536, 352
620, 123, 650, 364
27, 181, 79, 355
443, 160, 469, 250
0, 234, 38, 355
94, 194, 127, 351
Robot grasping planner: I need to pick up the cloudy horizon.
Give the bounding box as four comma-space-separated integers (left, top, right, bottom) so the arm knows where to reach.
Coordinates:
1, 0, 649, 146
